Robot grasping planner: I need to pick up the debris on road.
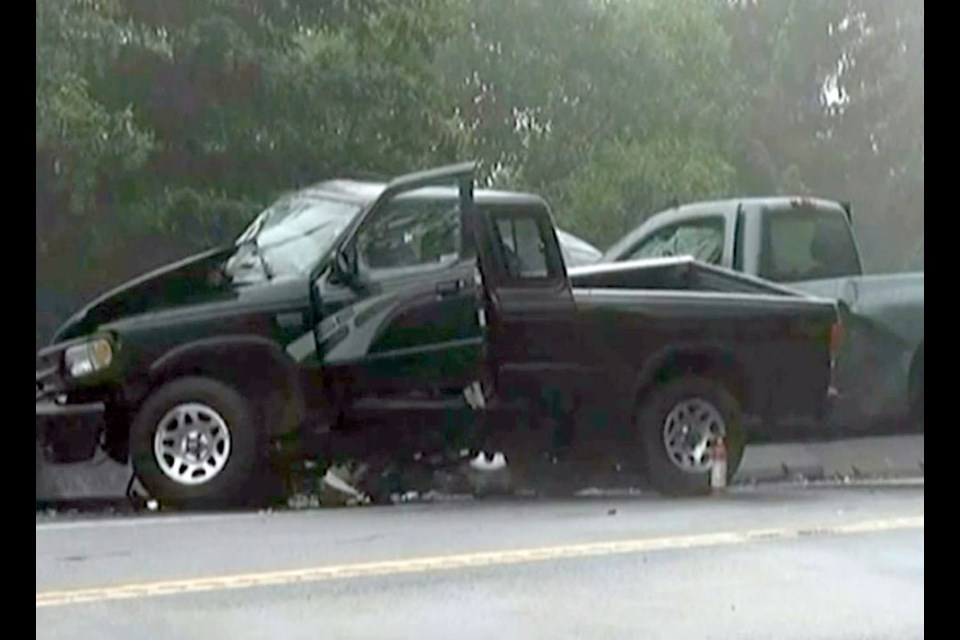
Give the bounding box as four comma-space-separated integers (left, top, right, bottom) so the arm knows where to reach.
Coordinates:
711, 439, 728, 492
36, 434, 925, 516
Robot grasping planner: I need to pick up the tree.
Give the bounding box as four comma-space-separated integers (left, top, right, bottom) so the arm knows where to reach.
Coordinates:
721, 0, 923, 270
35, 0, 465, 346
438, 0, 741, 246
36, 0, 923, 346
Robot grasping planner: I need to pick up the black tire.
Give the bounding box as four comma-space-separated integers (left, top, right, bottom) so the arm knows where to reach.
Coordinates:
130, 377, 264, 508
637, 376, 745, 497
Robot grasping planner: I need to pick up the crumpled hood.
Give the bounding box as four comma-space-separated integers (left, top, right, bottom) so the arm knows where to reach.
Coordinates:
52, 246, 243, 343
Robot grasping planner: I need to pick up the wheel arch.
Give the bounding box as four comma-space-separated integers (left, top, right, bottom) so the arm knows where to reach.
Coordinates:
633, 344, 749, 414
149, 335, 305, 432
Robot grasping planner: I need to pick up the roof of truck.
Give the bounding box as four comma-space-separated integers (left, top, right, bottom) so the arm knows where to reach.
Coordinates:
299, 179, 547, 208
663, 195, 846, 216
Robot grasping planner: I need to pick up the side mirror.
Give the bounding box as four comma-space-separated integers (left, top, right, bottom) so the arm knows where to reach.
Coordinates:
335, 247, 355, 280
333, 245, 368, 289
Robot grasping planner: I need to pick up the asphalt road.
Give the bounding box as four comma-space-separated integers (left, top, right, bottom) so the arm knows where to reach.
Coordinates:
36, 484, 923, 640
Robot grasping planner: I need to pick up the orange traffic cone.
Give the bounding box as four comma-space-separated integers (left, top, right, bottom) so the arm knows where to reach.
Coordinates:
711, 438, 727, 492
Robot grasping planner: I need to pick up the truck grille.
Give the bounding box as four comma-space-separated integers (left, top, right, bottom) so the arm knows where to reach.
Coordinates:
36, 347, 65, 401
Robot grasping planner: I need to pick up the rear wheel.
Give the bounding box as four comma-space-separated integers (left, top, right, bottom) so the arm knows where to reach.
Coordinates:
130, 377, 264, 508
637, 376, 745, 497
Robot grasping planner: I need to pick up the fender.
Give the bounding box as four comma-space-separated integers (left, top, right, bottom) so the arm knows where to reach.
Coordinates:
148, 335, 306, 436
631, 342, 747, 407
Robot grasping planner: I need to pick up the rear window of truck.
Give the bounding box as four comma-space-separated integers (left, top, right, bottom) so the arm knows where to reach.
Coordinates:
487, 208, 565, 283
758, 206, 862, 282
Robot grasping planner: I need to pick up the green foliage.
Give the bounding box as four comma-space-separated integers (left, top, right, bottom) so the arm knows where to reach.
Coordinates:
721, 0, 923, 271
36, 0, 924, 345
438, 0, 743, 246
36, 0, 466, 346
558, 137, 737, 247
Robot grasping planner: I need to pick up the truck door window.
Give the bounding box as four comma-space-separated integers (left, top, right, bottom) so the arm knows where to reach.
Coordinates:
356, 197, 461, 277
758, 207, 861, 282
625, 218, 724, 264
493, 216, 549, 278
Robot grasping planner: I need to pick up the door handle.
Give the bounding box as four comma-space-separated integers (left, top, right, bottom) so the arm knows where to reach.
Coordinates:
436, 279, 463, 297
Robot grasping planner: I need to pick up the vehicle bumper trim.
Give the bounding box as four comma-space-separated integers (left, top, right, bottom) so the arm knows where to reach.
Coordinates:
36, 400, 105, 464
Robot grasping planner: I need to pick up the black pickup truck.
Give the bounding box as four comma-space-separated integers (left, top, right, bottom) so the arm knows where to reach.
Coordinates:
36, 163, 839, 504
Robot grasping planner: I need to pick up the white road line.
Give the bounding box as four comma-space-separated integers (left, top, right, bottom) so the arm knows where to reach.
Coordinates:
36, 514, 923, 608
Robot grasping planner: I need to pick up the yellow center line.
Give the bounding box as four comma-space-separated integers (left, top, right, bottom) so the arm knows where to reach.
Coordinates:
36, 515, 923, 608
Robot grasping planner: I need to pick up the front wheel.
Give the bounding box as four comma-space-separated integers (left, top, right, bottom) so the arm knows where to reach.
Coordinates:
130, 377, 263, 508
637, 376, 745, 497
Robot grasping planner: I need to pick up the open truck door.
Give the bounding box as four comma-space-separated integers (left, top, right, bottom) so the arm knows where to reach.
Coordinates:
465, 192, 585, 407
312, 162, 488, 406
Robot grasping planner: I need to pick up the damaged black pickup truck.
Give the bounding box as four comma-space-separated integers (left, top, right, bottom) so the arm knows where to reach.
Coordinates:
37, 162, 840, 504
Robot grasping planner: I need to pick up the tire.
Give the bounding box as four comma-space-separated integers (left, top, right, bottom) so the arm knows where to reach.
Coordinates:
637, 376, 745, 497
130, 377, 264, 508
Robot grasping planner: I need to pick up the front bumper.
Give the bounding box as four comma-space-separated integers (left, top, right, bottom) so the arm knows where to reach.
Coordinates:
37, 339, 108, 463
36, 399, 104, 463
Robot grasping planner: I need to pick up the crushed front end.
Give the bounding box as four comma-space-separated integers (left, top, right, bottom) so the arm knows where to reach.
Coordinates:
36, 335, 118, 463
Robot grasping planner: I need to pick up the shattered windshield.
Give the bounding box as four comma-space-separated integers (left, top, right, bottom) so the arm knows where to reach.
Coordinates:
627, 219, 725, 265
231, 195, 362, 277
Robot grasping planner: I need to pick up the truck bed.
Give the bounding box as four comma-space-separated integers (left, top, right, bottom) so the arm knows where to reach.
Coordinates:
568, 256, 815, 298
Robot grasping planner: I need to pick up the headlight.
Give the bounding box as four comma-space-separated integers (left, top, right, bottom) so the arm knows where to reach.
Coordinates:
64, 338, 114, 378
